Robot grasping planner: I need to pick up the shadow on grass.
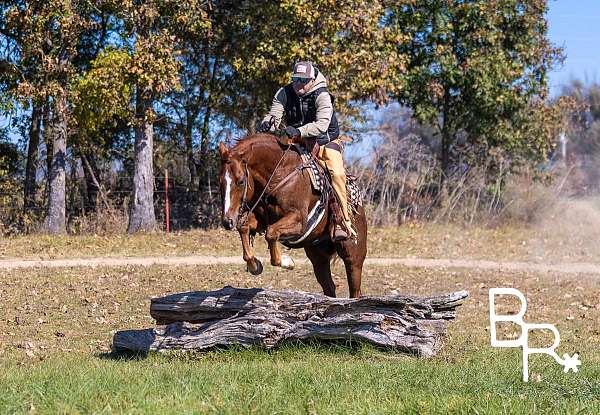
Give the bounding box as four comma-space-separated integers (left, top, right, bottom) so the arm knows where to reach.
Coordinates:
98, 338, 413, 364
98, 350, 149, 361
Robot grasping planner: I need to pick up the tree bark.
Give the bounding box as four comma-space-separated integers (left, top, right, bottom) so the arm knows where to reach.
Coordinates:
43, 98, 53, 200
198, 55, 221, 190
439, 89, 452, 206
113, 287, 469, 357
43, 95, 67, 234
127, 86, 156, 233
24, 102, 42, 213
184, 111, 198, 187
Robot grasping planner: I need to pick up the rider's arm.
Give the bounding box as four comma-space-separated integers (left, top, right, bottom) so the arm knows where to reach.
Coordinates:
261, 88, 286, 131
299, 92, 333, 138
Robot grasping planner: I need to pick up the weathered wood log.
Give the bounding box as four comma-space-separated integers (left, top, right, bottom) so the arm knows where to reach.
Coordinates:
113, 286, 468, 357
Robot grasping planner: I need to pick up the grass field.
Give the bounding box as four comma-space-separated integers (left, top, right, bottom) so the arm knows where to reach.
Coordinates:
2, 222, 600, 263
1, 259, 598, 414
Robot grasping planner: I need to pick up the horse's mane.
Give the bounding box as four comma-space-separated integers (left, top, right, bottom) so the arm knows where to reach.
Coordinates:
231, 133, 282, 155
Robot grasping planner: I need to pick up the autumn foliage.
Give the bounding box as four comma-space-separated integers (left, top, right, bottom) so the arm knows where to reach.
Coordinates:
0, 0, 571, 233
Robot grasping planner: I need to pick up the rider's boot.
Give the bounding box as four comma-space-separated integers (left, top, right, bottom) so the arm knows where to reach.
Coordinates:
333, 220, 357, 242
333, 225, 348, 242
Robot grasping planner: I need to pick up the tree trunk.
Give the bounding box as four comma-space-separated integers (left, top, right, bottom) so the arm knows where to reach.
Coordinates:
184, 113, 198, 188
198, 55, 221, 197
43, 95, 67, 234
43, 98, 53, 202
127, 86, 156, 233
441, 128, 450, 180
81, 153, 112, 212
24, 102, 42, 213
440, 126, 451, 205
113, 287, 469, 357
199, 106, 212, 181
439, 89, 452, 206
82, 151, 100, 213
200, 58, 219, 171
68, 154, 77, 220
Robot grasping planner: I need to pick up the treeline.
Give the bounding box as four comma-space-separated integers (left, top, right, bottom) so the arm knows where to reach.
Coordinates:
0, 1, 569, 234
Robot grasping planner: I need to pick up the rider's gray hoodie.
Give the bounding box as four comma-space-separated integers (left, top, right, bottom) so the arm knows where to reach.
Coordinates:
262, 71, 333, 139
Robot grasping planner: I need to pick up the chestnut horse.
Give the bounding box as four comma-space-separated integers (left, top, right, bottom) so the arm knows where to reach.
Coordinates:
218, 133, 367, 298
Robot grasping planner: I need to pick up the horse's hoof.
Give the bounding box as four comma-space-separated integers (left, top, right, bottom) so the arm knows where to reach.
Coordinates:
247, 258, 263, 276
280, 255, 295, 270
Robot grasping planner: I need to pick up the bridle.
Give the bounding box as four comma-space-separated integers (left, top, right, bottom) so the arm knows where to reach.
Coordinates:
236, 144, 292, 226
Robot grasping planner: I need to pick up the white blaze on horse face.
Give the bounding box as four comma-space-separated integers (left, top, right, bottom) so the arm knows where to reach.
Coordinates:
224, 169, 233, 215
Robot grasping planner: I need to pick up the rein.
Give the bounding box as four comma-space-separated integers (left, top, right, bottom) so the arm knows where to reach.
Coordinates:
238, 143, 296, 225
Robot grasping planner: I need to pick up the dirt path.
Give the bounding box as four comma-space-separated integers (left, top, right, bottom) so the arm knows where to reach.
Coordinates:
2, 255, 600, 275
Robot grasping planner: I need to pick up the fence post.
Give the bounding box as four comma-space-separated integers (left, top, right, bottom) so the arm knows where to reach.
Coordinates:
165, 169, 170, 234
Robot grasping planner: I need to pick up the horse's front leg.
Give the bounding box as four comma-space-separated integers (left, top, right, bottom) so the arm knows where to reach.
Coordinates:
238, 215, 263, 275
267, 239, 295, 270
265, 212, 303, 255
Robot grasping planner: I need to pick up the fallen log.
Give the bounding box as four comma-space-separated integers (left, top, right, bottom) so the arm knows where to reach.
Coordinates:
113, 286, 468, 357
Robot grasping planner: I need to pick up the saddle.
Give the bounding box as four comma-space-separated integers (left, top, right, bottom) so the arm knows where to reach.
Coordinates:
279, 142, 362, 248
292, 143, 362, 208
273, 134, 362, 206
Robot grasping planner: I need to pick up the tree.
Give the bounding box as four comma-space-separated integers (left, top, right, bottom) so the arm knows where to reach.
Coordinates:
70, 48, 133, 212
120, 0, 208, 233
1, 4, 40, 216
387, 0, 563, 185
1, 0, 96, 233
68, 1, 209, 224
551, 80, 600, 195
162, 0, 220, 190
223, 0, 409, 129
23, 103, 41, 212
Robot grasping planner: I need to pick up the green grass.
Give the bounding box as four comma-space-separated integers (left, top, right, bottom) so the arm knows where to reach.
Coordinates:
0, 345, 598, 414
1, 260, 598, 414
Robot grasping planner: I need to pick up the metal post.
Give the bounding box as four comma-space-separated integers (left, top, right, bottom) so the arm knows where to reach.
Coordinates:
559, 131, 567, 164
165, 169, 170, 234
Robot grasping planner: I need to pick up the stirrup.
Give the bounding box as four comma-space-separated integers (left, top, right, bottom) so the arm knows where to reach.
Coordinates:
333, 226, 348, 242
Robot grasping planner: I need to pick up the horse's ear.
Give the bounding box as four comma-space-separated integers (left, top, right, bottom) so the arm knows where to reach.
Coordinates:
218, 142, 229, 159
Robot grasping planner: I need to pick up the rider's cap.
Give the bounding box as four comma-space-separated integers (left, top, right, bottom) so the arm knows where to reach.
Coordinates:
292, 61, 315, 79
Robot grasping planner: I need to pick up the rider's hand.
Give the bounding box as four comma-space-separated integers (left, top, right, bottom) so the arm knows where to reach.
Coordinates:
257, 121, 271, 133
284, 126, 301, 138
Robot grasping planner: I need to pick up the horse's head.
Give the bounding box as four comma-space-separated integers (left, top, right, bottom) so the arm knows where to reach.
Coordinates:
218, 142, 251, 230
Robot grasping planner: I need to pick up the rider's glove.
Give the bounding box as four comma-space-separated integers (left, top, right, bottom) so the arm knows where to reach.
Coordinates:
257, 121, 271, 133
284, 126, 301, 138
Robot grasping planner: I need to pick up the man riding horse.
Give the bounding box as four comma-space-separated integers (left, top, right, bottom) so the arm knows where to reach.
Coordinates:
258, 61, 356, 242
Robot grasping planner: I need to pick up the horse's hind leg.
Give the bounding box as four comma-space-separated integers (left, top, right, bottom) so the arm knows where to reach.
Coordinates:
338, 255, 363, 298
336, 206, 368, 298
305, 243, 336, 297
239, 215, 263, 275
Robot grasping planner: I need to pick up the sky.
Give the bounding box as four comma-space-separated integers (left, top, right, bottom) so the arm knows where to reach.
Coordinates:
547, 0, 600, 94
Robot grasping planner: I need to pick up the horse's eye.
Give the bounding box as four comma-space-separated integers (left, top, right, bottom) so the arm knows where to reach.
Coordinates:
237, 179, 245, 187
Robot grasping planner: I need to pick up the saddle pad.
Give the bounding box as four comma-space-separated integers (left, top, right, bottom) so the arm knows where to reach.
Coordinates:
299, 151, 323, 193
281, 190, 328, 249
347, 174, 363, 210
